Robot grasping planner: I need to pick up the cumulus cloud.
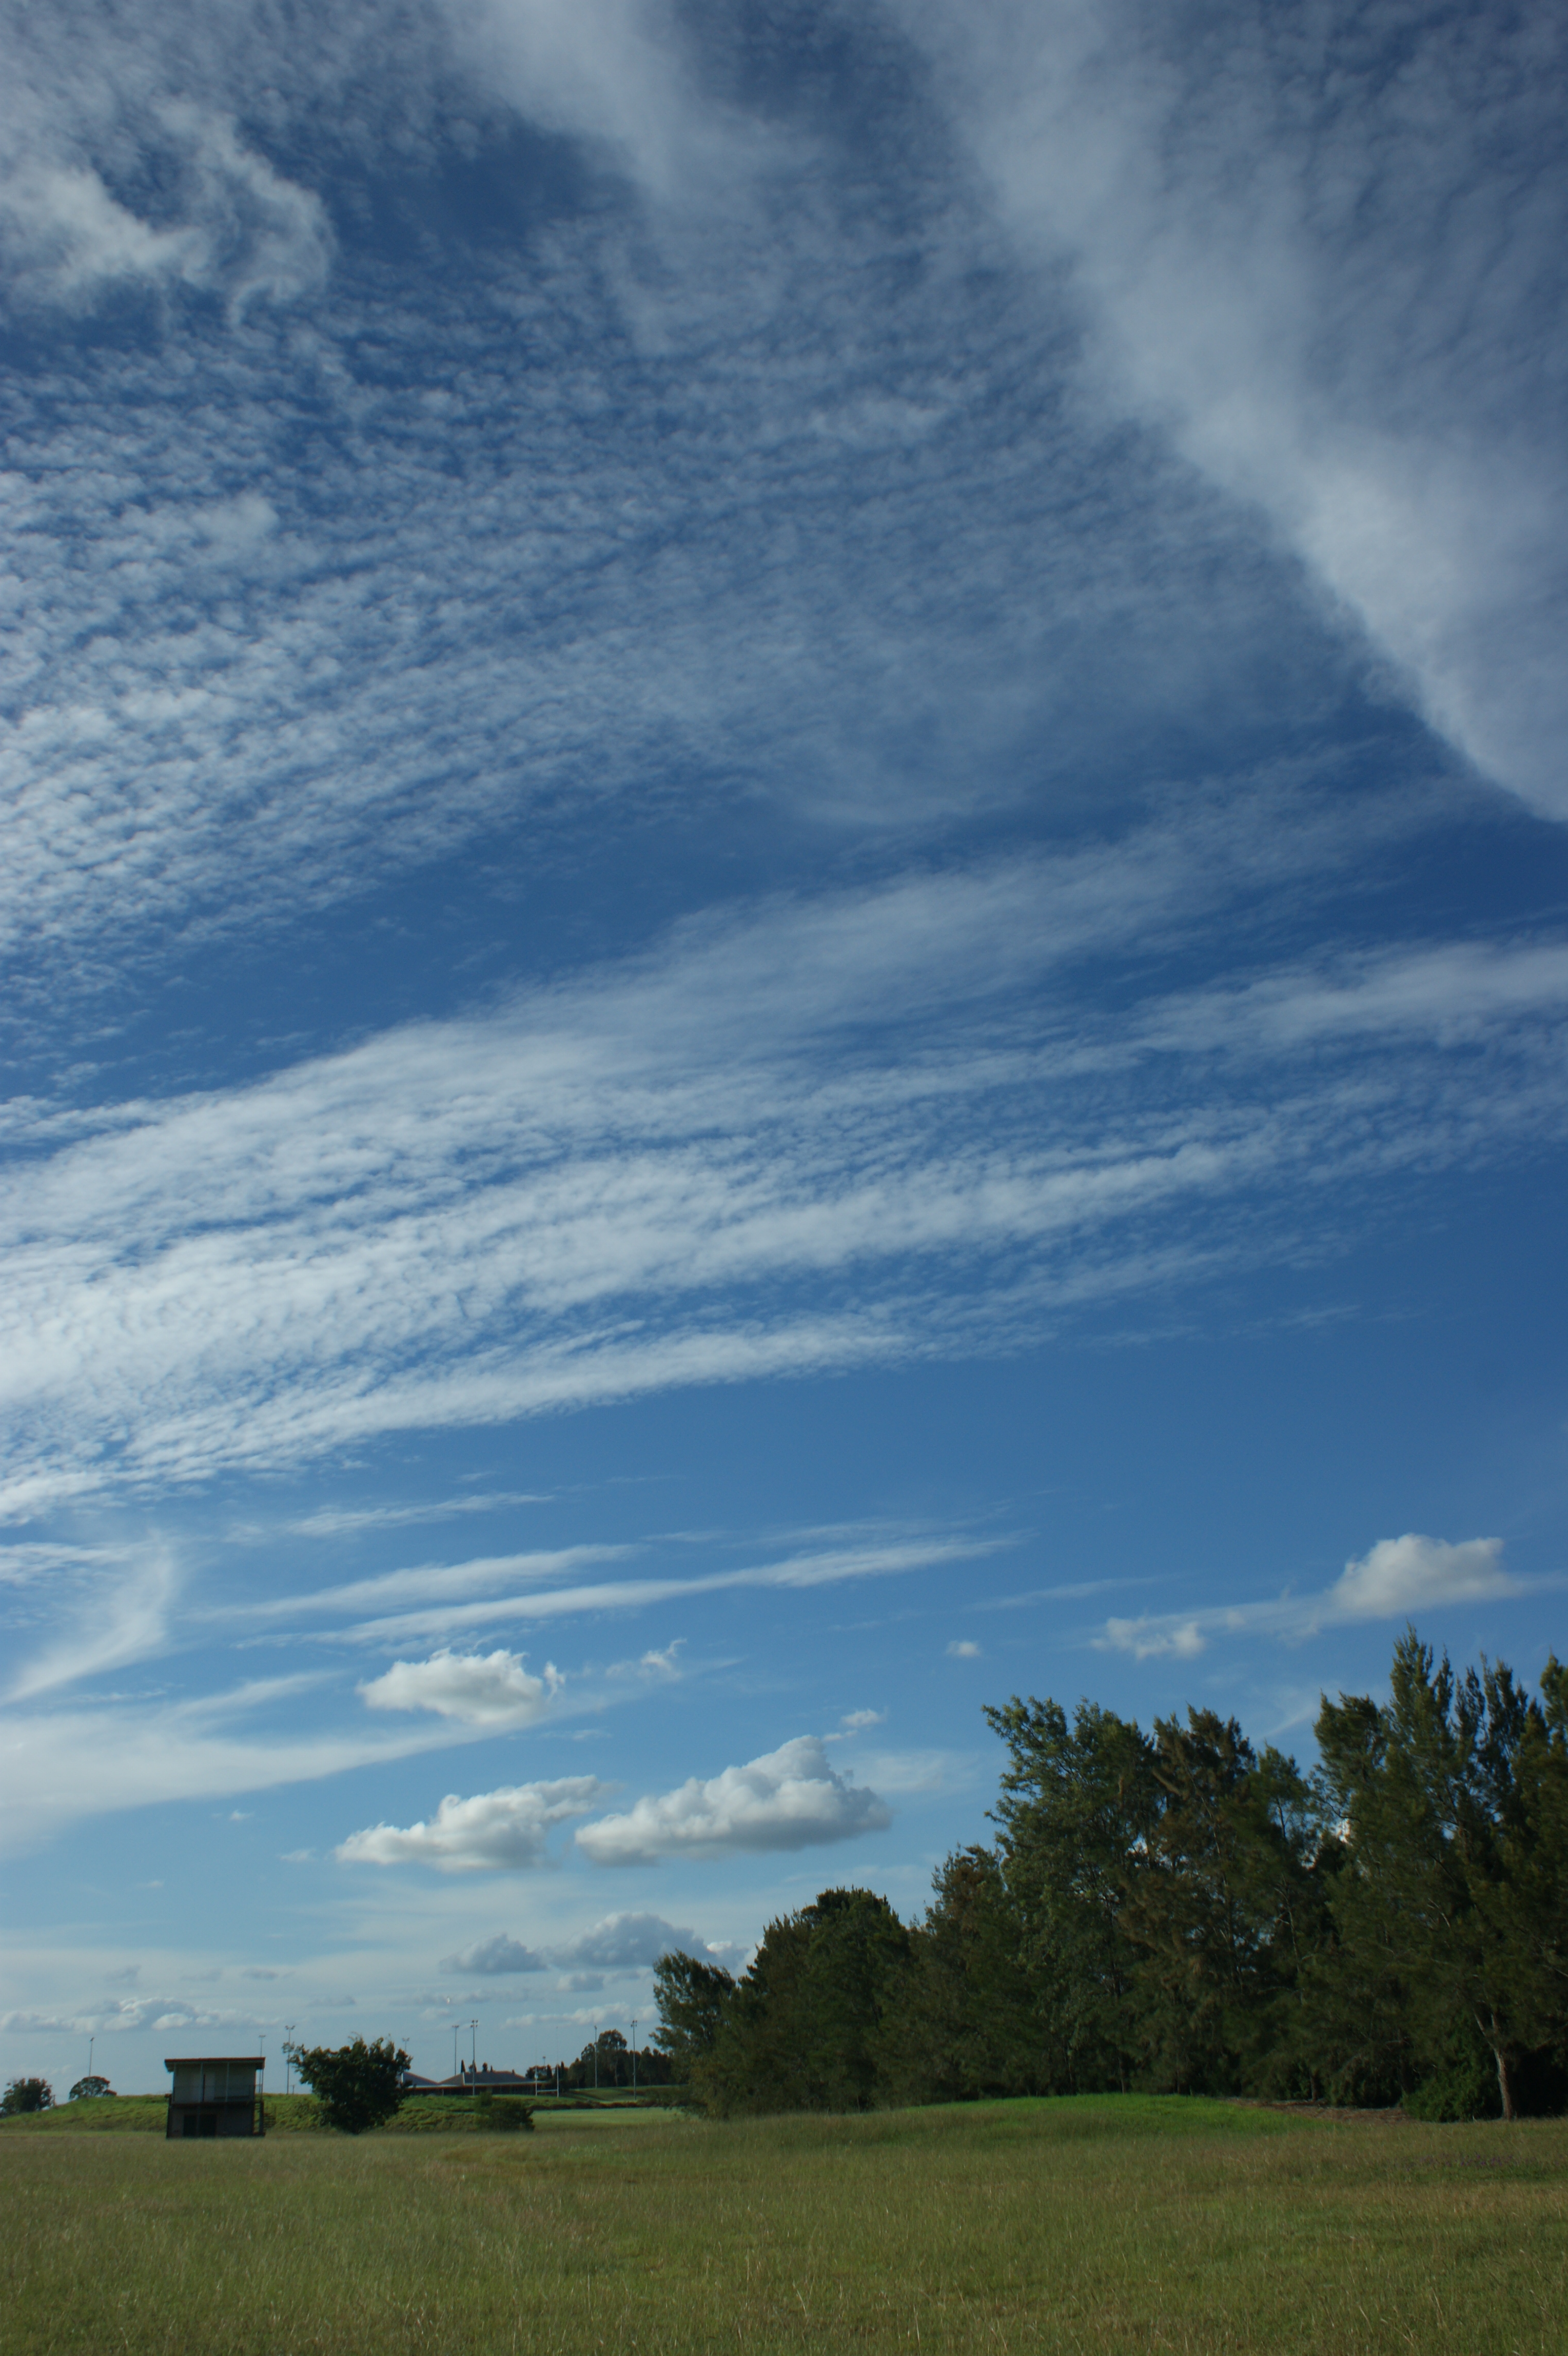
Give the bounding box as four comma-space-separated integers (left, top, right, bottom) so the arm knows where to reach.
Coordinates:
1330, 1534, 1514, 1620
441, 1933, 547, 1976
336, 1777, 606, 1872
553, 1913, 706, 1970
574, 1737, 890, 1866
358, 1648, 563, 1726
840, 1709, 885, 1731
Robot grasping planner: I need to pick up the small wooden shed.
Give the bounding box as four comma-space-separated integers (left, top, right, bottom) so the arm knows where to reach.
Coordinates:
165, 2055, 266, 2139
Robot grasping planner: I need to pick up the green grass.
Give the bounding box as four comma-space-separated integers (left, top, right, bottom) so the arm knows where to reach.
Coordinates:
2, 2095, 1563, 2353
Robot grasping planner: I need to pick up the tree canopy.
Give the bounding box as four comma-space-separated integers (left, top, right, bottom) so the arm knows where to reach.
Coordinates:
288, 2037, 409, 2134
653, 1630, 1568, 2121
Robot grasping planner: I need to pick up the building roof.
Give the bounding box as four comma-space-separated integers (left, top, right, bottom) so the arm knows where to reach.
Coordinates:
164, 2056, 265, 2070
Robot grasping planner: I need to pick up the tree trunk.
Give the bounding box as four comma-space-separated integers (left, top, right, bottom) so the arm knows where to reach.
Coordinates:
1492, 2026, 1517, 2123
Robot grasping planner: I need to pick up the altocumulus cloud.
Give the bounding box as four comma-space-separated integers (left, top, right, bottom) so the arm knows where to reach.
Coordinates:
574, 1736, 891, 1866
358, 1648, 563, 1727
337, 1778, 606, 1872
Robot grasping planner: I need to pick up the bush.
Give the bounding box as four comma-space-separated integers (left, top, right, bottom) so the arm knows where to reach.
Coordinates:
479, 2095, 534, 2133
2, 2078, 54, 2116
289, 2038, 410, 2135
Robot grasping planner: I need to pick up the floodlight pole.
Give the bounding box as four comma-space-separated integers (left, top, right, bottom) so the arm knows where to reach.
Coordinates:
469, 2020, 479, 2077
631, 2017, 637, 2093
594, 2026, 599, 2090
284, 2026, 296, 2094
453, 2025, 459, 2079
87, 2035, 94, 2082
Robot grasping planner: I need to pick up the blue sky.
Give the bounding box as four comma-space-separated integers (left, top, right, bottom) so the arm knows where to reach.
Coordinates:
2, 0, 1565, 2093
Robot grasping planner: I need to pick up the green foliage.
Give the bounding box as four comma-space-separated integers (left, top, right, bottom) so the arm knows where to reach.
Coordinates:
68, 2076, 113, 2102
289, 2038, 410, 2135
1, 2079, 53, 2116
656, 1629, 1566, 2123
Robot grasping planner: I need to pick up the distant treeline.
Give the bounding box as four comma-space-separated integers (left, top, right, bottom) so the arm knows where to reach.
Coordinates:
654, 1632, 1568, 2122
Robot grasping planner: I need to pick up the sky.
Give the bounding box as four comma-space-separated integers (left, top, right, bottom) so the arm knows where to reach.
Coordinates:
2, 0, 1565, 2097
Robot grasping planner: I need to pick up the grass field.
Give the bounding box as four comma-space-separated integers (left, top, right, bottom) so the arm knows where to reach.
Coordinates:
3, 2095, 1563, 2353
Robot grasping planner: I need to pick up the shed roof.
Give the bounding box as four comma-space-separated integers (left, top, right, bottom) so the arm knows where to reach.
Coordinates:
164, 2056, 265, 2070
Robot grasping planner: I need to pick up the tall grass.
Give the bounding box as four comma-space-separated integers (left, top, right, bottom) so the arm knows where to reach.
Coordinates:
3, 2095, 1563, 2353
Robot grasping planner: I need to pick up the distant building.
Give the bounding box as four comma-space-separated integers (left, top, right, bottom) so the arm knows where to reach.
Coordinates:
165, 2056, 265, 2139
400, 2063, 535, 2095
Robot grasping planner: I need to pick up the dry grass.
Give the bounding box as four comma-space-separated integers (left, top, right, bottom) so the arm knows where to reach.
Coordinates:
2, 2094, 1563, 2353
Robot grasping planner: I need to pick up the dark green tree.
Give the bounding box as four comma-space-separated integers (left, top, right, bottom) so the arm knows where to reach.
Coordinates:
695, 1890, 914, 2115
986, 1696, 1156, 2091
290, 2037, 410, 2134
1316, 1633, 1568, 2119
69, 2075, 113, 2101
1, 2077, 53, 2114
885, 1845, 1046, 2102
1120, 1710, 1316, 2094
652, 1951, 736, 2081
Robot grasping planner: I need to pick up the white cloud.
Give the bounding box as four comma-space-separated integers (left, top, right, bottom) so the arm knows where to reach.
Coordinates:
1091, 1532, 1522, 1660
0, 108, 329, 312
552, 1913, 707, 1971
440, 1934, 547, 1976
6, 871, 1564, 1522
946, 1640, 981, 1659
6, 1548, 178, 1700
900, 0, 1568, 819
840, 1708, 885, 1731
336, 1777, 606, 1872
1097, 1616, 1207, 1663
574, 1736, 890, 1866
1330, 1534, 1514, 1620
358, 1648, 563, 1727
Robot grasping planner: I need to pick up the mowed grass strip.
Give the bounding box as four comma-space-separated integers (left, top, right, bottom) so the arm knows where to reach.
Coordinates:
2, 2095, 1563, 2354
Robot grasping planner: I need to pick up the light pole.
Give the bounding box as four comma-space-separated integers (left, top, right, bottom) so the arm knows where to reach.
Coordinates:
87, 2035, 94, 2086
469, 2020, 479, 2079
593, 2026, 599, 2092
453, 2025, 459, 2080
284, 2027, 296, 2095
630, 2017, 637, 2094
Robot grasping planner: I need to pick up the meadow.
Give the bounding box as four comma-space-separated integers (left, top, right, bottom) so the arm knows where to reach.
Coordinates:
2, 2094, 1564, 2354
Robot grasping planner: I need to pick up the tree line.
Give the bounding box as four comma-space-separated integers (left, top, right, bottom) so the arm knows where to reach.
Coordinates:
653, 1631, 1568, 2121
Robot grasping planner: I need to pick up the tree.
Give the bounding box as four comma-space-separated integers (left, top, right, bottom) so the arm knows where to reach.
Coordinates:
1119, 1709, 1315, 2094
884, 1845, 1046, 2103
693, 1889, 914, 2115
986, 1695, 1156, 2091
1, 2077, 53, 2115
652, 1951, 736, 2079
290, 2037, 409, 2134
69, 2076, 113, 2101
1316, 1634, 1568, 2120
